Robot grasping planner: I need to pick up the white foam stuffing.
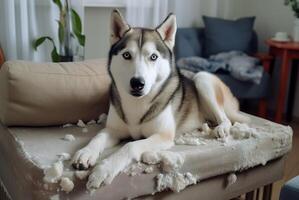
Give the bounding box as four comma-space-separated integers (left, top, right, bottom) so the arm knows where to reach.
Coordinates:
202, 123, 211, 134
142, 151, 184, 173
77, 119, 86, 127
43, 161, 63, 183
175, 130, 207, 146
50, 194, 60, 200
87, 120, 96, 125
57, 153, 71, 161
144, 166, 154, 174
156, 172, 197, 192
227, 173, 237, 187
63, 134, 76, 141
62, 123, 73, 128
230, 122, 257, 139
97, 113, 107, 124
60, 177, 74, 193
75, 170, 90, 180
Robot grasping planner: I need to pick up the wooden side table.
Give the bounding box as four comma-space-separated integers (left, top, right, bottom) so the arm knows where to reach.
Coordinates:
266, 39, 299, 123
0, 48, 4, 67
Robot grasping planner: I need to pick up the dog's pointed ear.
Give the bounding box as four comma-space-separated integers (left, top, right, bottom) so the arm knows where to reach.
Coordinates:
110, 9, 130, 45
156, 13, 177, 49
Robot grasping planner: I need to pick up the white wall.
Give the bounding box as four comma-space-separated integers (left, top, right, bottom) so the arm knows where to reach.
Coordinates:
84, 0, 218, 59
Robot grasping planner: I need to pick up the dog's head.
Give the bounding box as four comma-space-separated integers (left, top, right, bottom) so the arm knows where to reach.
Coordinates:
108, 9, 177, 98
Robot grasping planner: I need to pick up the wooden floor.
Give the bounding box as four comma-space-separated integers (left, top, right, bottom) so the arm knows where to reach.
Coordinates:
271, 121, 299, 200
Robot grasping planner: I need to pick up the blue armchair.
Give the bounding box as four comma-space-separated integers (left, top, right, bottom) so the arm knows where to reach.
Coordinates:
280, 176, 299, 200
174, 28, 272, 117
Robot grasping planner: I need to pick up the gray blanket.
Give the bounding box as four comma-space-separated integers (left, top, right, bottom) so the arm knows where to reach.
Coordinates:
177, 51, 264, 84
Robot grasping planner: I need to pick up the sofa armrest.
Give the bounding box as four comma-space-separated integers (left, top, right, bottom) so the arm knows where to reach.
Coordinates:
253, 53, 273, 73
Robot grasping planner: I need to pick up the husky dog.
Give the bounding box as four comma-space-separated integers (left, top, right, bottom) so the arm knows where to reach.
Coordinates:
72, 9, 248, 190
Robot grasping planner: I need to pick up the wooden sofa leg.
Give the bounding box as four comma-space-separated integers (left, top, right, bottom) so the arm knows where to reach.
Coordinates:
258, 99, 267, 118
262, 184, 273, 200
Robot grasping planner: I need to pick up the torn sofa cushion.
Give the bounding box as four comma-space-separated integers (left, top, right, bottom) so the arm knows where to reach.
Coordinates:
0, 59, 110, 126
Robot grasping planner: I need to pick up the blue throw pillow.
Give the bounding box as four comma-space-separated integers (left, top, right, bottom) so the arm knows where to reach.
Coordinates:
203, 16, 255, 57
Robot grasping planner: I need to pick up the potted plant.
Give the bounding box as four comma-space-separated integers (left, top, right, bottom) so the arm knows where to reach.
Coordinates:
284, 0, 299, 41
33, 0, 85, 62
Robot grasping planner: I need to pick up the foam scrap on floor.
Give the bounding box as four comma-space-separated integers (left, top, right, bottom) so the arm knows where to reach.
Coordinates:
77, 120, 86, 128
43, 161, 63, 183
63, 134, 76, 141
87, 120, 96, 125
97, 113, 107, 124
75, 170, 90, 180
57, 153, 71, 161
226, 173, 237, 187
142, 151, 184, 173
156, 172, 197, 192
50, 194, 60, 200
62, 123, 73, 128
60, 177, 74, 193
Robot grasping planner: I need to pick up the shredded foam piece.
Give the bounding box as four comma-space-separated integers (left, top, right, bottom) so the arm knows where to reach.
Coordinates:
144, 166, 154, 174
57, 153, 71, 161
60, 177, 74, 193
87, 120, 96, 125
75, 170, 90, 180
50, 194, 60, 200
175, 129, 207, 146
142, 151, 184, 172
63, 134, 76, 141
77, 119, 86, 127
43, 161, 63, 183
230, 122, 257, 139
97, 113, 107, 124
82, 127, 89, 133
202, 123, 211, 134
62, 123, 73, 128
227, 173, 237, 187
156, 172, 197, 192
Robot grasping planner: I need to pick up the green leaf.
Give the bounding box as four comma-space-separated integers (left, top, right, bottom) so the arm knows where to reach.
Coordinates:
76, 34, 86, 46
57, 20, 65, 44
71, 9, 86, 46
71, 9, 82, 33
52, 0, 62, 11
51, 46, 60, 62
33, 37, 48, 50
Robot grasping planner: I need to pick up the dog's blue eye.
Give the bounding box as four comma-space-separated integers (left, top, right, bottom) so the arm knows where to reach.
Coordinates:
150, 53, 158, 61
122, 52, 132, 60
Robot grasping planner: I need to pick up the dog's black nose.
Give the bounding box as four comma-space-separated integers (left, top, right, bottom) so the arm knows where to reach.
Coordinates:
130, 77, 145, 91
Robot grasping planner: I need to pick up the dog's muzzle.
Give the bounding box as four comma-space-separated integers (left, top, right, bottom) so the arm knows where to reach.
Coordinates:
130, 77, 145, 97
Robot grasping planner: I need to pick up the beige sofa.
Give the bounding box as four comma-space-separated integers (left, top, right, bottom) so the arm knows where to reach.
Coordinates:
0, 60, 293, 200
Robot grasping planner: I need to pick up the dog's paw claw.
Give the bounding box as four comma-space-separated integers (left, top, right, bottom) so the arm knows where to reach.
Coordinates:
213, 122, 231, 138
86, 163, 118, 190
72, 147, 99, 170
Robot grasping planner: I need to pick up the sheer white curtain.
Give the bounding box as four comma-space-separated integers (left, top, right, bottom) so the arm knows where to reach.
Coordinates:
0, 0, 83, 62
126, 0, 169, 28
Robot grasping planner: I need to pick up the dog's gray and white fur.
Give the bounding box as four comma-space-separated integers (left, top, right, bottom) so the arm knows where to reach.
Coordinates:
72, 9, 248, 190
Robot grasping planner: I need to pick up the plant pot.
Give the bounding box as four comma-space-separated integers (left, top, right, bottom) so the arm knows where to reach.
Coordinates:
294, 18, 299, 42
59, 55, 73, 62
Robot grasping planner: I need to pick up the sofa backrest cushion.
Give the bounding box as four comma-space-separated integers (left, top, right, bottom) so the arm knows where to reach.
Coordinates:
175, 28, 205, 61
203, 16, 256, 57
174, 27, 258, 61
0, 59, 110, 126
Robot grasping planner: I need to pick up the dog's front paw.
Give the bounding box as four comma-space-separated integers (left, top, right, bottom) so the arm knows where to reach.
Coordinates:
86, 162, 118, 190
72, 147, 99, 170
213, 122, 231, 138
